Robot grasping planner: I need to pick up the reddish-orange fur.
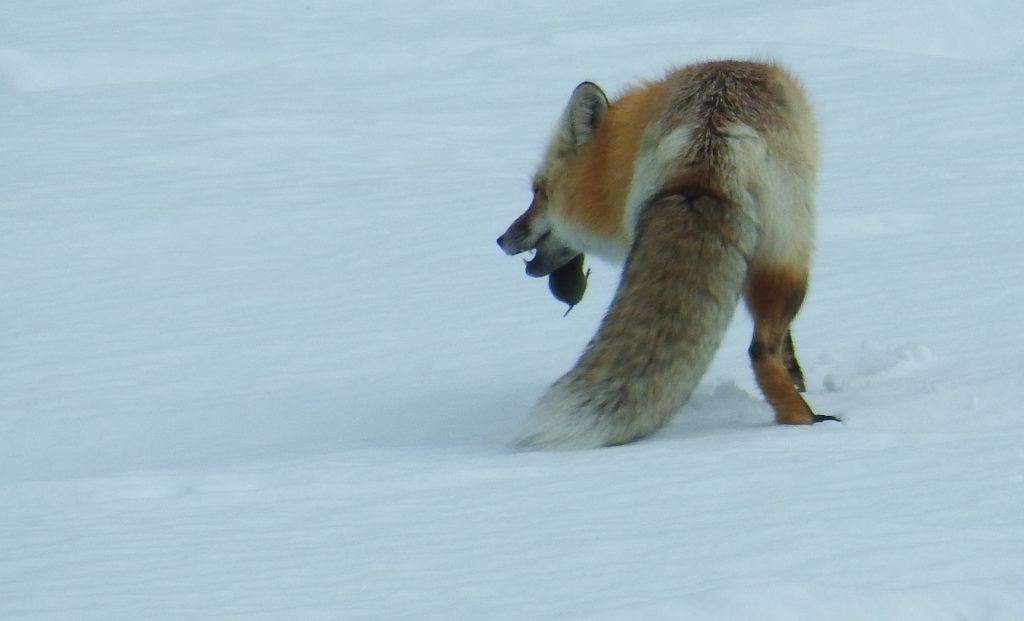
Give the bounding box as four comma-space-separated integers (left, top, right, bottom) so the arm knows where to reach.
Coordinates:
561, 81, 668, 238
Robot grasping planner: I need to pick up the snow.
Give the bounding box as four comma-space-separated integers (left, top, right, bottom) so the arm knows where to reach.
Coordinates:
2, 0, 1023, 618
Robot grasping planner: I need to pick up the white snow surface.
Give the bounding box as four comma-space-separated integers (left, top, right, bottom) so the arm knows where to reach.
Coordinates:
3, 1, 1024, 619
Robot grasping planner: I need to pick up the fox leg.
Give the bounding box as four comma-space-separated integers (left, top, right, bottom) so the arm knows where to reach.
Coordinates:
744, 268, 835, 424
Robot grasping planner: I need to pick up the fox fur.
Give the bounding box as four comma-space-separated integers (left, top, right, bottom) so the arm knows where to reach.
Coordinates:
497, 60, 834, 449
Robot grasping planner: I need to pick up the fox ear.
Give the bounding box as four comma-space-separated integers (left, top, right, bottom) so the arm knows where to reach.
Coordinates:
561, 82, 608, 151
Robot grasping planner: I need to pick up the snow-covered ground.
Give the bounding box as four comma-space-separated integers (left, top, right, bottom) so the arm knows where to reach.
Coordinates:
3, 1, 1023, 618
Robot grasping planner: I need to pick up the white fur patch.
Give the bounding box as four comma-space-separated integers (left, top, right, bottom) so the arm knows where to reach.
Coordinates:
549, 213, 629, 265
624, 126, 690, 239
725, 124, 815, 265
514, 383, 617, 450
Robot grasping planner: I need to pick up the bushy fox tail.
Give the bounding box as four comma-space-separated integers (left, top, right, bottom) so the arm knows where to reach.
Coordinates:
516, 190, 757, 449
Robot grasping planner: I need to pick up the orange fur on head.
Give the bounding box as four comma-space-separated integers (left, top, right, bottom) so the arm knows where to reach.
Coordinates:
562, 80, 668, 238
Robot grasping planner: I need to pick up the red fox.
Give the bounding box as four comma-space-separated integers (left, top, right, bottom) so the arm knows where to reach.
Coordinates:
497, 60, 836, 449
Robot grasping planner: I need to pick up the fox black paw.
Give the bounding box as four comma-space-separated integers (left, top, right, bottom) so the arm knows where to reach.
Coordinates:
811, 414, 841, 423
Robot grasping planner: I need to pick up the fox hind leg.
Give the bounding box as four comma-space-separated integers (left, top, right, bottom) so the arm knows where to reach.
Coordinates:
744, 268, 836, 424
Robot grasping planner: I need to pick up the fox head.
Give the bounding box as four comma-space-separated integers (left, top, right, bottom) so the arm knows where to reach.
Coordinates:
496, 81, 608, 279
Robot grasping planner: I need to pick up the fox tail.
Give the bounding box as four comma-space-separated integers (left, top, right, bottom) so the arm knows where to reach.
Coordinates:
516, 190, 756, 449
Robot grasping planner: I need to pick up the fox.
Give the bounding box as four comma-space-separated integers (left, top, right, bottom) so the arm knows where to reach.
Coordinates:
497, 59, 837, 449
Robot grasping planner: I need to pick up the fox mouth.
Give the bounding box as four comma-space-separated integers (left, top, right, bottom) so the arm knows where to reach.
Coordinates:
522, 234, 550, 276
524, 234, 580, 277
498, 227, 576, 277
524, 250, 551, 277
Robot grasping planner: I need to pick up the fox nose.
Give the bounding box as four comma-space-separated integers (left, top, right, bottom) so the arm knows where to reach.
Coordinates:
496, 235, 505, 249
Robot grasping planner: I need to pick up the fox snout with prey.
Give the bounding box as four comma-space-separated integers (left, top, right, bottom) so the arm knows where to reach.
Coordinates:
497, 192, 589, 310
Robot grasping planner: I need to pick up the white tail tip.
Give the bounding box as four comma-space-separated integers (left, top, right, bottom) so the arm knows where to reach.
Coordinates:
513, 384, 618, 450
